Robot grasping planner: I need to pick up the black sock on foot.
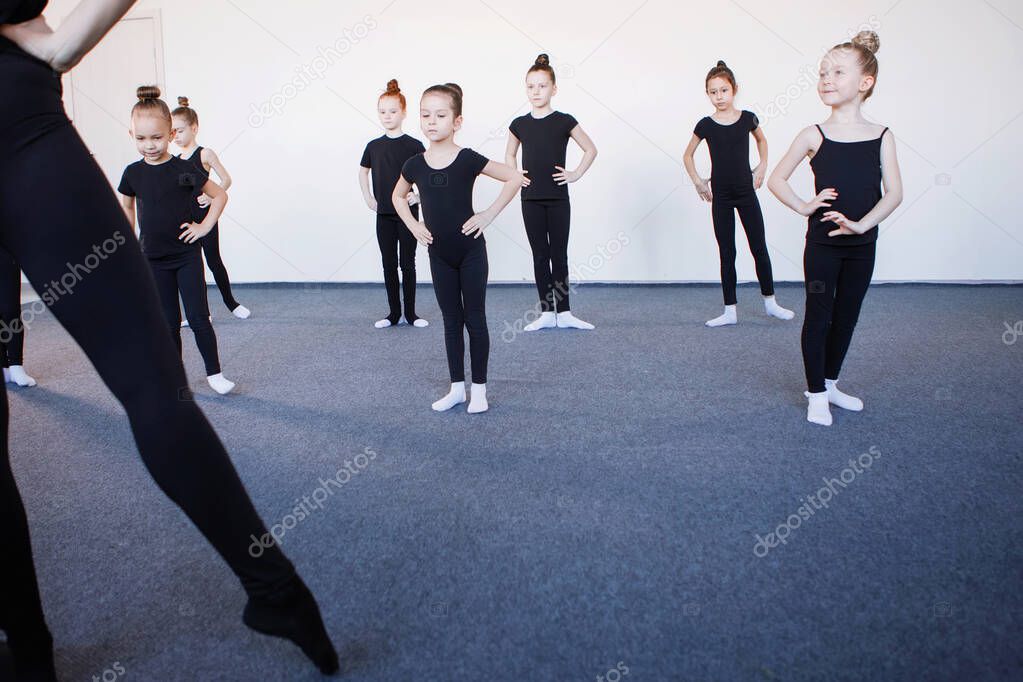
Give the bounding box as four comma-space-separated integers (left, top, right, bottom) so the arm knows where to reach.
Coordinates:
386, 312, 401, 325
242, 576, 339, 675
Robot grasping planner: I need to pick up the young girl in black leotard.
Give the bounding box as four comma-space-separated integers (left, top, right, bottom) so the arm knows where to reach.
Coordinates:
172, 96, 250, 320
505, 54, 598, 331
0, 4, 336, 678
392, 83, 523, 414
119, 87, 235, 395
768, 31, 903, 426
683, 60, 794, 327
359, 79, 428, 329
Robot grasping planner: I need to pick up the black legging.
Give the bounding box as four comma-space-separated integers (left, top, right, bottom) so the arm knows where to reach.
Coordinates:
199, 221, 241, 312
429, 241, 488, 384
0, 247, 23, 367
711, 187, 775, 306
0, 43, 295, 653
149, 250, 221, 376
521, 199, 571, 313
801, 240, 875, 392
376, 214, 418, 321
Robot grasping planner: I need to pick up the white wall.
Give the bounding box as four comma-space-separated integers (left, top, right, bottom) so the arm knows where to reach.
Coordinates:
50, 0, 1023, 283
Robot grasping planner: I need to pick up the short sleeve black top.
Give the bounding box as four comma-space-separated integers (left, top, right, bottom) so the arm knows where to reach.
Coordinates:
0, 0, 46, 24
806, 125, 886, 246
509, 111, 578, 201
361, 134, 425, 216
400, 147, 489, 249
118, 156, 208, 258
693, 110, 759, 190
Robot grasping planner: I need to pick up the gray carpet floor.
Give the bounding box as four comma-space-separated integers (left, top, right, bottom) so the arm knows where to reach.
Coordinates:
2, 283, 1021, 681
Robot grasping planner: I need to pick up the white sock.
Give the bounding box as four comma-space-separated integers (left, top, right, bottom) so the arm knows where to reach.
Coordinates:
232, 304, 251, 319
764, 295, 795, 320
524, 311, 557, 332
805, 390, 833, 426
706, 305, 737, 327
374, 318, 394, 329
432, 382, 466, 411
556, 311, 595, 330
467, 382, 488, 413
207, 373, 235, 395
7, 365, 35, 387
825, 379, 863, 411
412, 318, 429, 328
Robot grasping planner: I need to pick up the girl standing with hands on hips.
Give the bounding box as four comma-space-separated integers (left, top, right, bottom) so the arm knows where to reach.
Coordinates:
506, 54, 597, 331
119, 87, 236, 395
393, 83, 523, 414
172, 96, 250, 321
768, 31, 903, 426
359, 79, 427, 329
683, 60, 793, 327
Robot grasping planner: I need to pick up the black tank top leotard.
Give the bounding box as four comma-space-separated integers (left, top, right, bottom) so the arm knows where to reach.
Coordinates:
807, 124, 888, 246
180, 145, 210, 217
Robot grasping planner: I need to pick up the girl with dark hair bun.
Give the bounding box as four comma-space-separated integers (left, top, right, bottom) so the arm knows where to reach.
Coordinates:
506, 53, 598, 331
392, 82, 524, 414
683, 60, 794, 328
172, 95, 251, 321
359, 78, 428, 329
768, 31, 902, 426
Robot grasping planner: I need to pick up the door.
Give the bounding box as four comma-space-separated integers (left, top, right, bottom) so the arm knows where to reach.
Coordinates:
65, 10, 166, 191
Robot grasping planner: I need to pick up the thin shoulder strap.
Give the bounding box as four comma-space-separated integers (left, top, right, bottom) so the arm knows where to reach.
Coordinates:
815, 124, 826, 140
879, 126, 889, 139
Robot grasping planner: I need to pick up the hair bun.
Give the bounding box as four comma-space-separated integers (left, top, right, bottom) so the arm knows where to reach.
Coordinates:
443, 82, 463, 97
177, 96, 190, 107
851, 30, 880, 54
716, 60, 727, 67
385, 79, 400, 94
136, 85, 161, 101
535, 53, 550, 67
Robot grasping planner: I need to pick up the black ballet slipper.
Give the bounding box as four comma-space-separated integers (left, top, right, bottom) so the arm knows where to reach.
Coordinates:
242, 575, 339, 675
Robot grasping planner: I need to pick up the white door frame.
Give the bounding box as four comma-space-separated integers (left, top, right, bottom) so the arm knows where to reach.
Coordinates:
65, 8, 167, 122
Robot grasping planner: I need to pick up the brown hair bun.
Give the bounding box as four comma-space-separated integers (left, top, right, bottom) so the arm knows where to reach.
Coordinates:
136, 85, 161, 101
851, 30, 880, 54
